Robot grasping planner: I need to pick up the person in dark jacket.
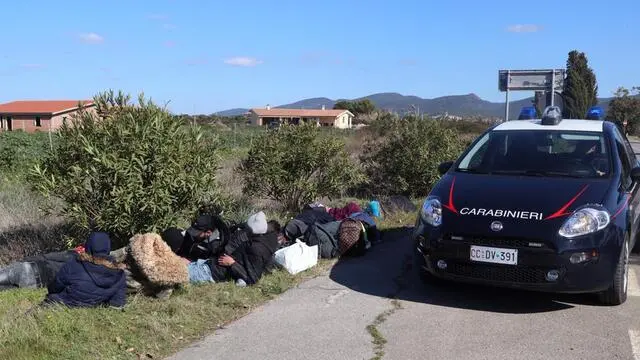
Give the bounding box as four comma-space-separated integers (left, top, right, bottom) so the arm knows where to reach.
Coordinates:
175, 214, 230, 261
282, 206, 336, 243
0, 245, 85, 292
216, 221, 282, 286
187, 212, 284, 287
43, 232, 127, 308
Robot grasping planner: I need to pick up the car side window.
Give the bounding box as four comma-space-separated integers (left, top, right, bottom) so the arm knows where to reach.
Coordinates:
613, 128, 633, 189
622, 134, 638, 169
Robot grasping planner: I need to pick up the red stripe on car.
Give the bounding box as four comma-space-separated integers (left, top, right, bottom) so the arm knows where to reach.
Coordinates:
443, 177, 458, 214
544, 184, 589, 220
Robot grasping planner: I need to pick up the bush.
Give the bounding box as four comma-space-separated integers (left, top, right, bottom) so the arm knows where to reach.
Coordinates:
238, 123, 362, 213
0, 131, 52, 179
360, 115, 465, 197
30, 91, 222, 247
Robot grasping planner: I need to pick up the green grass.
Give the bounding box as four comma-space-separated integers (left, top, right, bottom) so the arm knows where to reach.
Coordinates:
0, 210, 417, 360
366, 299, 403, 360
0, 261, 336, 360
0, 125, 424, 359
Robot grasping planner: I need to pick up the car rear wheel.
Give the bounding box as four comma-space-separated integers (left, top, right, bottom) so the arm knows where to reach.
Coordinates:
598, 234, 630, 306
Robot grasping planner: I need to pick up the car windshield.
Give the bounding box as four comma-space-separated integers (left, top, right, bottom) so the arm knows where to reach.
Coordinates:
455, 130, 611, 178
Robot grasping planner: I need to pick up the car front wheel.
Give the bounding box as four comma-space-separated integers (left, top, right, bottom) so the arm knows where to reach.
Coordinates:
598, 234, 630, 306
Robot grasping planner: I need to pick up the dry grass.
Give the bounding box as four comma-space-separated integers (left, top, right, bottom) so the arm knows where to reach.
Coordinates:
0, 180, 72, 266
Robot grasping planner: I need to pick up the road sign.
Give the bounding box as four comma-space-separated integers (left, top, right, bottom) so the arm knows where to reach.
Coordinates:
499, 69, 565, 92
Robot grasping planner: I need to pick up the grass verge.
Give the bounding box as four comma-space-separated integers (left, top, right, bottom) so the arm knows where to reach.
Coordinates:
366, 299, 403, 360
0, 259, 336, 360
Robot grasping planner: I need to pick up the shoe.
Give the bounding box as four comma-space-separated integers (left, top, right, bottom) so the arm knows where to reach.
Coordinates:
154, 287, 174, 299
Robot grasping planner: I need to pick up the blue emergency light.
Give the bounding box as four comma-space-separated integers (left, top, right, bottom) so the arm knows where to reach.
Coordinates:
586, 106, 604, 120
518, 106, 537, 120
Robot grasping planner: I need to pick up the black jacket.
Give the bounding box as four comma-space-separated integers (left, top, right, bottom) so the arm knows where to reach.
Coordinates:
223, 232, 280, 285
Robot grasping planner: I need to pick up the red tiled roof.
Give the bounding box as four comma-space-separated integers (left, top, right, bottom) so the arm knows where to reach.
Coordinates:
250, 108, 351, 118
0, 100, 94, 115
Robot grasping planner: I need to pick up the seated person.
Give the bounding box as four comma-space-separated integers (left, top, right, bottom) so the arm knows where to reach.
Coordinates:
42, 232, 126, 308
0, 245, 86, 292
187, 212, 285, 287
177, 214, 229, 261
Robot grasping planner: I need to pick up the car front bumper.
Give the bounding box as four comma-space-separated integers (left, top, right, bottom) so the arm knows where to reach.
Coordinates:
415, 229, 622, 294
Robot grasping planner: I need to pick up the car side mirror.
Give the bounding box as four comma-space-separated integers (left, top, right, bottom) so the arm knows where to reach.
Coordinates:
631, 167, 640, 182
438, 161, 454, 175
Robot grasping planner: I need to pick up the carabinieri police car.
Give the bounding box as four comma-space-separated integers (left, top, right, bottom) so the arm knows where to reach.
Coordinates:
413, 106, 640, 305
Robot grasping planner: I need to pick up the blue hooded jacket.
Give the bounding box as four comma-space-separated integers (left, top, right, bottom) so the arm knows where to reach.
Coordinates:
45, 232, 126, 308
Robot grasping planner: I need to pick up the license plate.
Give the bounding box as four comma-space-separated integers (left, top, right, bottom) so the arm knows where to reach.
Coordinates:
470, 245, 518, 265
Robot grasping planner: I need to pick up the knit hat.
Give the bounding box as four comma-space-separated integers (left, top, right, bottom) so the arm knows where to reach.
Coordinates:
85, 232, 112, 258
247, 211, 268, 235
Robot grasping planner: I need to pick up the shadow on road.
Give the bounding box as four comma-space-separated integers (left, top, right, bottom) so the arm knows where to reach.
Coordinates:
330, 226, 608, 314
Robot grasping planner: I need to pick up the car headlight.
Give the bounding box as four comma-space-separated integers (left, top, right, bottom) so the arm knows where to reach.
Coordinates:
421, 197, 442, 227
558, 206, 610, 238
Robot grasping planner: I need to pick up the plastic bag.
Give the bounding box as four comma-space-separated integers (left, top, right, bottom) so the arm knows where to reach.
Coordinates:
273, 240, 318, 275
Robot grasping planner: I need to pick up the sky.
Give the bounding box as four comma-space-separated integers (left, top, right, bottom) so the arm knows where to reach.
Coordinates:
1, 0, 639, 114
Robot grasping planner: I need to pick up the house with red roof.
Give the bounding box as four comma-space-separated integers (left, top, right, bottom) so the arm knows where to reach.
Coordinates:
248, 105, 354, 129
0, 100, 96, 133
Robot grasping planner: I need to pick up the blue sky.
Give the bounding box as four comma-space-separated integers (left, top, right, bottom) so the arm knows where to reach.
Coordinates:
1, 0, 639, 114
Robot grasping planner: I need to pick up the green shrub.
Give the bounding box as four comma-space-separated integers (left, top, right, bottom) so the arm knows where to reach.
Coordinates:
0, 131, 52, 179
238, 123, 362, 213
360, 115, 465, 197
30, 91, 222, 247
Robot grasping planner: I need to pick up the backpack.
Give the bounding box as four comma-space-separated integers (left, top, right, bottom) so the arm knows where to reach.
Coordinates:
338, 219, 369, 257
303, 221, 341, 259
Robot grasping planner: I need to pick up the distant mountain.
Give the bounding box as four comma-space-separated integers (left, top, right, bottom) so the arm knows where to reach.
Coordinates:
277, 97, 336, 110
216, 92, 619, 119
215, 108, 249, 117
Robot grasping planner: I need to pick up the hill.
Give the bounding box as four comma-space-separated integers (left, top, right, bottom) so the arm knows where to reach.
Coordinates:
215, 108, 249, 117
215, 92, 618, 119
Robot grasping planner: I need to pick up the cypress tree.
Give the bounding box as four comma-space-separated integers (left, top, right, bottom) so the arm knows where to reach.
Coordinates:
562, 50, 598, 118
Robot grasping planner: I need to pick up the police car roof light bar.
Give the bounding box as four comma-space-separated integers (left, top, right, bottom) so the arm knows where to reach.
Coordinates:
586, 106, 604, 120
518, 106, 537, 120
541, 106, 563, 125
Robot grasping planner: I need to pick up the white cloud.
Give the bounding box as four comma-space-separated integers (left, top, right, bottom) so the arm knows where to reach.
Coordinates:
163, 23, 177, 30
78, 32, 104, 44
164, 40, 176, 48
224, 57, 263, 67
507, 24, 542, 33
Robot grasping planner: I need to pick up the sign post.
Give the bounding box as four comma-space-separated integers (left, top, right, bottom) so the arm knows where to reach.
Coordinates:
498, 69, 565, 121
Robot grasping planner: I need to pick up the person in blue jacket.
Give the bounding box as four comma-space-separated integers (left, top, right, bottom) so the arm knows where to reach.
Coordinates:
43, 232, 127, 308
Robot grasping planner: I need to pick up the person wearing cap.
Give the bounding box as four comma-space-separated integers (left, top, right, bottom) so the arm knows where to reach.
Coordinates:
177, 214, 227, 260
187, 212, 283, 287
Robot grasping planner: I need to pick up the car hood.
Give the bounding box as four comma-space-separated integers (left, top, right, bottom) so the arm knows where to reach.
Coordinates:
430, 173, 612, 240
